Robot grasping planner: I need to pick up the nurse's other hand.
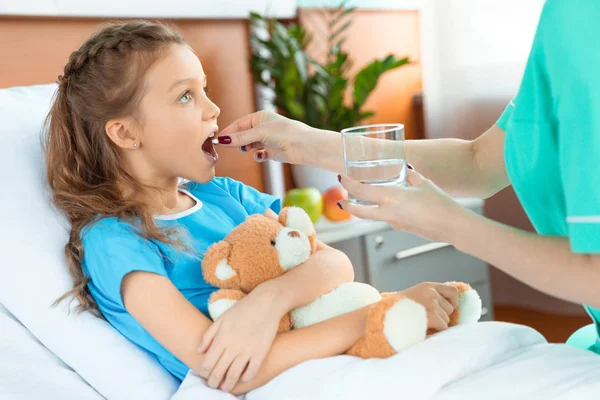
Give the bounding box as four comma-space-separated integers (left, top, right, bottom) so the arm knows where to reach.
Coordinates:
217, 110, 337, 164
338, 169, 468, 244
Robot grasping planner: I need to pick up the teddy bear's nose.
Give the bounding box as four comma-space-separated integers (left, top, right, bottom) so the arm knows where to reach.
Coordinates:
288, 230, 301, 238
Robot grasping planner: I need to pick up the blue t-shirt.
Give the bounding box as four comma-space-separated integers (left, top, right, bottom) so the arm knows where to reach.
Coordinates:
81, 177, 281, 380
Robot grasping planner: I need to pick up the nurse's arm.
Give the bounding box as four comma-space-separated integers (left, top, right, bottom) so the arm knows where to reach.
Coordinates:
405, 124, 510, 199
452, 210, 600, 309
121, 271, 369, 395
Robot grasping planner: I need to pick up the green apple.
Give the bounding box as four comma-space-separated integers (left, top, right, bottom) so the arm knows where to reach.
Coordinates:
283, 188, 323, 223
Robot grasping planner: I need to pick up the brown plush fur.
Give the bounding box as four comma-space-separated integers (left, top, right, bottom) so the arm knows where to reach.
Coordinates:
203, 215, 292, 293
202, 208, 476, 359
346, 293, 408, 358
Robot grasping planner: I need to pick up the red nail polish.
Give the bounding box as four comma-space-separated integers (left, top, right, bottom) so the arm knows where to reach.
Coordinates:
337, 202, 342, 210
337, 175, 341, 182
218, 136, 232, 144
256, 152, 263, 160
407, 163, 414, 170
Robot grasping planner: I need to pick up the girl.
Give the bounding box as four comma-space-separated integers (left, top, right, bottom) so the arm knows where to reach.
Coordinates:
45, 20, 458, 395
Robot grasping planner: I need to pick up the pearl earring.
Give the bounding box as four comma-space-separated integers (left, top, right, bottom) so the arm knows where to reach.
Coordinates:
133, 143, 138, 148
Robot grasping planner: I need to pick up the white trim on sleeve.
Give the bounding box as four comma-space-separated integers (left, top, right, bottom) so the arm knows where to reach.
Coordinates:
566, 216, 600, 223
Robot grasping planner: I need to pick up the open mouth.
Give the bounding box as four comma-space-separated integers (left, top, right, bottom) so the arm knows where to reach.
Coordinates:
202, 128, 219, 164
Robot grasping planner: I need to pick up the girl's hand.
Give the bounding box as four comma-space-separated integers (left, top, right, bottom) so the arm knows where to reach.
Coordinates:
338, 168, 471, 244
217, 110, 341, 167
399, 282, 459, 332
198, 282, 286, 393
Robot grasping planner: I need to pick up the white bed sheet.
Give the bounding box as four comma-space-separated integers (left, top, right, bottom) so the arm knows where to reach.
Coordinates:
4, 313, 599, 399
173, 321, 600, 400
0, 303, 103, 400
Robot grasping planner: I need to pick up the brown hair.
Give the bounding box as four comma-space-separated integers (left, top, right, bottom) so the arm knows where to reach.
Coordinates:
45, 20, 189, 316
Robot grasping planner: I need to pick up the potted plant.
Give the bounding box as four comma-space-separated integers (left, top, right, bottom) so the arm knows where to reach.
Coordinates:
249, 1, 409, 192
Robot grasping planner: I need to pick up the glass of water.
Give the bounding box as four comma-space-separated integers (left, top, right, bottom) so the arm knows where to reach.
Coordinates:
341, 124, 406, 206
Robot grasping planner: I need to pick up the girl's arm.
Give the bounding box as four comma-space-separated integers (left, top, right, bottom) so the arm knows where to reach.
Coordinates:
121, 271, 369, 395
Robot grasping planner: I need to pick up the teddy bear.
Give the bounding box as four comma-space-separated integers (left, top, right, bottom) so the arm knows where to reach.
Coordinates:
202, 207, 482, 358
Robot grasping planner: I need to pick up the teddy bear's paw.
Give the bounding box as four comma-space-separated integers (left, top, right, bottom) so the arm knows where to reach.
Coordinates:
208, 290, 246, 321
383, 297, 428, 353
456, 288, 482, 324
208, 298, 238, 321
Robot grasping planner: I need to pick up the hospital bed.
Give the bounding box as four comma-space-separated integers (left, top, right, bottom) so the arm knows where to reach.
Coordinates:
1, 83, 599, 400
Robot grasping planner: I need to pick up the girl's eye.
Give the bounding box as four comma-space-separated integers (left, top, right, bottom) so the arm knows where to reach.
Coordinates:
178, 91, 193, 104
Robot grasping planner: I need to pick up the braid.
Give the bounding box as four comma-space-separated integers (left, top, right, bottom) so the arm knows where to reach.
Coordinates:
58, 21, 183, 88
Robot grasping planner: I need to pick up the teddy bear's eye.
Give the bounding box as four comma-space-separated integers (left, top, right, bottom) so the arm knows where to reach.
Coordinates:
270, 240, 276, 246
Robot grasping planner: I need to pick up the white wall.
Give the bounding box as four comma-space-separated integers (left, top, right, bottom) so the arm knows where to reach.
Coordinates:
421, 0, 545, 140
0, 0, 296, 19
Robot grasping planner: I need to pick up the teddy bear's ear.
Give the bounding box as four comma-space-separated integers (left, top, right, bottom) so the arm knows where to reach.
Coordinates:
278, 207, 315, 237
201, 241, 240, 289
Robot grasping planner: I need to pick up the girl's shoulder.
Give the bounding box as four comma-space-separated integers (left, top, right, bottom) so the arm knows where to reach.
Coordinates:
80, 216, 141, 244
183, 177, 244, 198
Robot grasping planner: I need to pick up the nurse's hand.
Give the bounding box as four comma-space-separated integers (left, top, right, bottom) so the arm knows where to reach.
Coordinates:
338, 168, 469, 244
217, 110, 343, 170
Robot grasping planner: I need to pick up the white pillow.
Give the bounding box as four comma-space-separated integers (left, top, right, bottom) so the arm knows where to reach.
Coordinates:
0, 84, 179, 399
0, 302, 104, 400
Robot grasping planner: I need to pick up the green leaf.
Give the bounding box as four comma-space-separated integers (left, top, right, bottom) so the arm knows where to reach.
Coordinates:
329, 6, 356, 28
359, 111, 375, 120
353, 55, 409, 107
285, 98, 306, 120
329, 20, 351, 42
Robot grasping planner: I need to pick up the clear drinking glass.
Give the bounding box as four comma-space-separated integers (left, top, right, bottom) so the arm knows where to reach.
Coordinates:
341, 124, 406, 206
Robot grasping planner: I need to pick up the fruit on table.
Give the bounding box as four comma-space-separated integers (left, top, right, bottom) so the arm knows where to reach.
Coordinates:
322, 186, 352, 222
283, 188, 323, 223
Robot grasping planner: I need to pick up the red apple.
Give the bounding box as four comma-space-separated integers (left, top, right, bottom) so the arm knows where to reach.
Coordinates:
322, 186, 352, 222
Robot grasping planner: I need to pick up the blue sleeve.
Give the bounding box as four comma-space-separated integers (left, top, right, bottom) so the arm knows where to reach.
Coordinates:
216, 177, 281, 215
82, 219, 168, 308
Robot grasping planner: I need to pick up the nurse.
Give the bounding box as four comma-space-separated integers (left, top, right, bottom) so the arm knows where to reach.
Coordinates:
216, 0, 600, 351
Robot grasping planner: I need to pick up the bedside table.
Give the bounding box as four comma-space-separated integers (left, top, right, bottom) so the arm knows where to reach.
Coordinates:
314, 198, 493, 321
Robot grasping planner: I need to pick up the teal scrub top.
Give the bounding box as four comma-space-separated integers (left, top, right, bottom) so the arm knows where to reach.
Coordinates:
497, 0, 600, 351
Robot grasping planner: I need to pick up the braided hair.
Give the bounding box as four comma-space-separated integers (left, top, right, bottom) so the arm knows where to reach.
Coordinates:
45, 20, 189, 316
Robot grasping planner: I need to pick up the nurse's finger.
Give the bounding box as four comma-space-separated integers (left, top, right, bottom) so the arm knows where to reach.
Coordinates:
253, 150, 268, 163
337, 200, 387, 221
220, 111, 269, 137
239, 142, 263, 152
406, 168, 428, 187
338, 175, 396, 205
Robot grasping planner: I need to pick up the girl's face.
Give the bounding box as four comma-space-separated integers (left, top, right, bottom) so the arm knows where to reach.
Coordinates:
135, 43, 221, 184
